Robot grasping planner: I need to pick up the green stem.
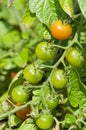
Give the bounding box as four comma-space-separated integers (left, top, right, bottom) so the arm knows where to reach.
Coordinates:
46, 34, 78, 86
39, 65, 53, 69
52, 44, 66, 50
0, 52, 13, 60
0, 101, 31, 121
68, 125, 77, 130
8, 114, 12, 130
41, 87, 48, 110
77, 119, 86, 126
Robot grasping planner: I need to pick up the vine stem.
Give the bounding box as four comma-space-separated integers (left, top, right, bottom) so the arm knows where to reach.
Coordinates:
0, 101, 31, 121
52, 44, 66, 50
46, 33, 78, 84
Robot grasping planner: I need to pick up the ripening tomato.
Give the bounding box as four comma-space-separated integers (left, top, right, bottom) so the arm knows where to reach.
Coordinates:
65, 47, 84, 67
11, 85, 29, 104
51, 69, 68, 89
16, 103, 31, 120
36, 114, 54, 129
35, 42, 56, 61
50, 20, 72, 40
23, 64, 44, 84
10, 72, 16, 79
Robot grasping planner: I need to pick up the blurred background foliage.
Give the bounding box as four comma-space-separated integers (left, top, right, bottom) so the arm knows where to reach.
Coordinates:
0, 0, 45, 95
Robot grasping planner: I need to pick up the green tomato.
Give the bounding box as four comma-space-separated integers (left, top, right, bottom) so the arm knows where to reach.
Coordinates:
44, 86, 59, 109
11, 85, 29, 103
51, 69, 68, 89
45, 94, 59, 109
35, 42, 56, 61
23, 64, 44, 84
64, 113, 76, 128
66, 47, 84, 67
36, 114, 54, 129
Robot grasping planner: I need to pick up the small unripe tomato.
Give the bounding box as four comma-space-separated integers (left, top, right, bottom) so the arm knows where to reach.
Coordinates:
35, 42, 56, 61
65, 47, 84, 67
50, 20, 72, 40
51, 69, 68, 89
36, 114, 54, 129
11, 85, 29, 104
23, 64, 44, 84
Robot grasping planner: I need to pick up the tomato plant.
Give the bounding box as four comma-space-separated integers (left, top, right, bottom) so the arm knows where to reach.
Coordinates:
66, 47, 84, 67
36, 114, 54, 129
50, 20, 72, 40
11, 85, 29, 104
51, 69, 68, 89
0, 0, 86, 130
23, 64, 44, 84
35, 42, 56, 61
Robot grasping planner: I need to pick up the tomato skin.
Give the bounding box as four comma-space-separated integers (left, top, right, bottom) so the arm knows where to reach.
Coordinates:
10, 72, 16, 79
16, 104, 31, 120
11, 85, 29, 103
23, 64, 44, 84
44, 86, 59, 109
45, 95, 59, 109
50, 20, 72, 40
36, 114, 54, 129
51, 69, 68, 89
66, 47, 84, 67
35, 42, 56, 61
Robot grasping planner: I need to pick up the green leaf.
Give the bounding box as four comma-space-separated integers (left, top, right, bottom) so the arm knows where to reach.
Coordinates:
59, 0, 73, 17
22, 4, 36, 28
8, 114, 22, 127
19, 119, 37, 130
0, 21, 8, 38
68, 67, 86, 108
2, 31, 20, 49
7, 0, 14, 8
77, 0, 86, 19
0, 58, 15, 70
29, 0, 57, 27
64, 113, 76, 125
13, 48, 31, 67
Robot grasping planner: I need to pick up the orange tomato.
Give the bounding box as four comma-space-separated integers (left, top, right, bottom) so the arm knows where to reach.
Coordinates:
50, 20, 72, 40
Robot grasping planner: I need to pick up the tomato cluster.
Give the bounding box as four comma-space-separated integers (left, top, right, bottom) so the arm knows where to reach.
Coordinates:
9, 19, 84, 130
